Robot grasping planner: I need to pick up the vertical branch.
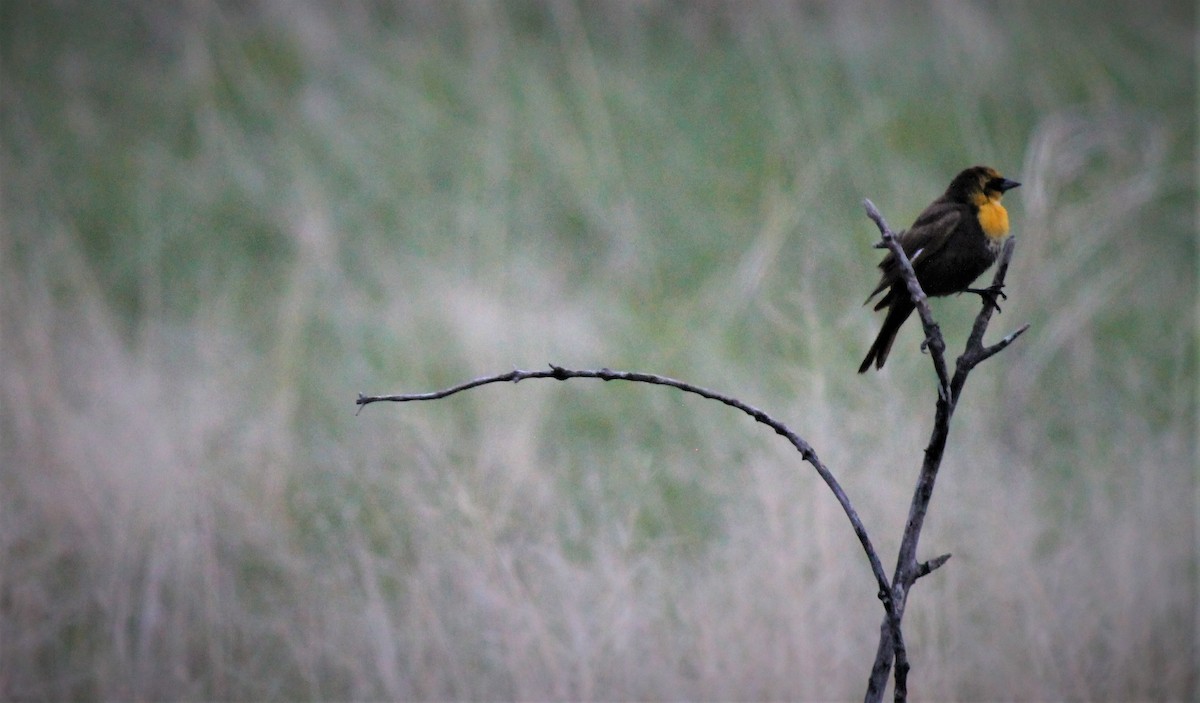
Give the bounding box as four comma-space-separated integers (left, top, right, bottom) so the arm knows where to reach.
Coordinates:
861, 211, 1029, 703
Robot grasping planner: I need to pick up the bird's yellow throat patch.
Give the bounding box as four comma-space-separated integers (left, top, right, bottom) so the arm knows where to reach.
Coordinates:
973, 192, 1011, 242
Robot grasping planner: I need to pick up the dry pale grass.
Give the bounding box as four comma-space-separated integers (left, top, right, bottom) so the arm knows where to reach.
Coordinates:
1, 0, 1194, 700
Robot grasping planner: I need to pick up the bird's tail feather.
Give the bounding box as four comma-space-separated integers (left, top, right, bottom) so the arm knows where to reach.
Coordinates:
858, 301, 915, 373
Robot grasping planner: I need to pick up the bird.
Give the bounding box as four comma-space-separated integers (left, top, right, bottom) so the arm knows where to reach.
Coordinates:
858, 165, 1020, 373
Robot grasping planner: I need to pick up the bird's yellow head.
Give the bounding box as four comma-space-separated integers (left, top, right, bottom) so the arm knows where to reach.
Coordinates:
947, 165, 1020, 242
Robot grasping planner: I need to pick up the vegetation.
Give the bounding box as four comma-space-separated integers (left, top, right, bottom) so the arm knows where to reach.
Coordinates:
2, 1, 1193, 699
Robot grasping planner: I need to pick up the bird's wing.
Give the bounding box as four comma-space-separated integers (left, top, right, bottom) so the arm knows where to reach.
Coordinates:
864, 203, 963, 305
901, 204, 963, 270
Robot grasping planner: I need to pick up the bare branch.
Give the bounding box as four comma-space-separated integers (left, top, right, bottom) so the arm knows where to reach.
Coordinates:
889, 607, 910, 702
862, 199, 951, 398
949, 237, 1029, 402
964, 238, 1017, 349
974, 323, 1031, 365
358, 364, 893, 603
357, 368, 529, 409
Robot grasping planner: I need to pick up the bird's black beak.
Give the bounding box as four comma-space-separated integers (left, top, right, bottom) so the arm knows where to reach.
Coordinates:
996, 178, 1021, 192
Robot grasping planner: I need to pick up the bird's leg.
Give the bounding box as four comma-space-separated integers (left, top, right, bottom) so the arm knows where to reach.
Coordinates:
961, 283, 1007, 312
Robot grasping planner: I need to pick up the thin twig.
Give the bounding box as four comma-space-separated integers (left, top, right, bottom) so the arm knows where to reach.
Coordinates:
914, 554, 952, 580
359, 364, 894, 605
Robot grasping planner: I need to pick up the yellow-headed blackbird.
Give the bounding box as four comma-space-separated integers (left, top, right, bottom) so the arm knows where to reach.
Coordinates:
859, 165, 1020, 373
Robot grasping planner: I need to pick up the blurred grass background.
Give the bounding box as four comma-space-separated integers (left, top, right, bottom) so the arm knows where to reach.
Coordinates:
1, 0, 1195, 699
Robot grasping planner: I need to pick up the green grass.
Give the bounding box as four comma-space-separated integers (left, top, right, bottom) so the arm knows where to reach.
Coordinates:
2, 1, 1195, 699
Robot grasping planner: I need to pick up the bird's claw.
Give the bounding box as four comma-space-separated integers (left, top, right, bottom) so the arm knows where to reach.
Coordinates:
963, 283, 1007, 312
